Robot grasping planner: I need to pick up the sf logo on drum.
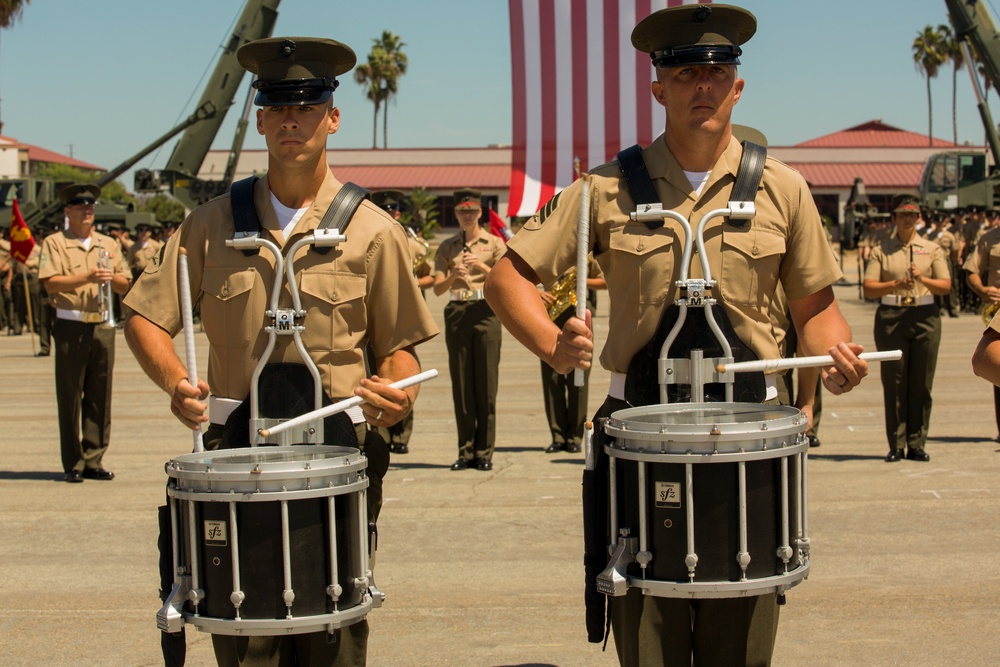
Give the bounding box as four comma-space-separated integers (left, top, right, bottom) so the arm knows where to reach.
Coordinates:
655, 481, 682, 509
204, 520, 228, 546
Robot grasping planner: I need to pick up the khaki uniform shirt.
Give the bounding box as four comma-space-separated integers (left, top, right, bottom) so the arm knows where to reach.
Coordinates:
434, 227, 506, 291
124, 172, 439, 402
38, 230, 129, 313
923, 228, 956, 259
963, 227, 1000, 289
864, 235, 950, 297
508, 134, 841, 374
0, 238, 10, 273
126, 238, 164, 274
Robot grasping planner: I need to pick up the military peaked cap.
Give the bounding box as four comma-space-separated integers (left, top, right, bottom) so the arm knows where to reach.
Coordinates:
454, 188, 482, 211
371, 190, 406, 211
238, 37, 357, 106
891, 194, 921, 214
632, 4, 756, 68
59, 183, 101, 205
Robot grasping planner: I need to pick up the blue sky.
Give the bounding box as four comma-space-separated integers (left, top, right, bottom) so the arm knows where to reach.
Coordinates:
0, 0, 992, 186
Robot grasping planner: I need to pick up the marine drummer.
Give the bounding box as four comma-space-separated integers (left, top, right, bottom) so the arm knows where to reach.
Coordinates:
485, 4, 868, 665
124, 36, 438, 666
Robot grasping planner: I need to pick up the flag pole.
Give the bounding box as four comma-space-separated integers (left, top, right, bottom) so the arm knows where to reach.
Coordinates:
20, 263, 35, 355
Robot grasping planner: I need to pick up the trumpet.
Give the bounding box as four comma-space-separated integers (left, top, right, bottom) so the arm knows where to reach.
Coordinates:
98, 247, 117, 329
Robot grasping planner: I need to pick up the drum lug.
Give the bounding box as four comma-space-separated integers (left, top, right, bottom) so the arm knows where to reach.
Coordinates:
596, 534, 638, 597
157, 583, 186, 634
368, 580, 385, 609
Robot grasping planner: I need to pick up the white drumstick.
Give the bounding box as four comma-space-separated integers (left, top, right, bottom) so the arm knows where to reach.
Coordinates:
716, 350, 902, 374
574, 179, 592, 387
258, 369, 439, 439
178, 248, 203, 453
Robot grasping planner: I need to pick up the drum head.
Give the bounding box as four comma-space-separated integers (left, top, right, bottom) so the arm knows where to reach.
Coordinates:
605, 402, 806, 455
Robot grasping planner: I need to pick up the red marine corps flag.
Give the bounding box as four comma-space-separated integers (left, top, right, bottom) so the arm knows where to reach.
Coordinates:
9, 198, 35, 263
507, 0, 711, 217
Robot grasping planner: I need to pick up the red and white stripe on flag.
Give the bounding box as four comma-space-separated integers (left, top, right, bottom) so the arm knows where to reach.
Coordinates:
507, 0, 711, 217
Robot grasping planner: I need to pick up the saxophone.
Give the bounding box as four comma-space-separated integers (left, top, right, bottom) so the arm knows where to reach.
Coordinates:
546, 268, 577, 320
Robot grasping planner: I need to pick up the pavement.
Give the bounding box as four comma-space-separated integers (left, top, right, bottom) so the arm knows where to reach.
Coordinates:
1, 248, 999, 666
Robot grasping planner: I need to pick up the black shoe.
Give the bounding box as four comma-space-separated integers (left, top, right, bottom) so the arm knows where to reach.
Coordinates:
906, 449, 930, 462
35, 350, 49, 357
64, 470, 83, 483
808, 435, 821, 448
475, 458, 493, 471
565, 442, 582, 453
545, 442, 563, 454
450, 458, 472, 471
390, 443, 409, 455
884, 449, 903, 463
81, 468, 115, 480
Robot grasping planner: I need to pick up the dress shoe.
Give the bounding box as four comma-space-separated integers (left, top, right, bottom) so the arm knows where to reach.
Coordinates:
884, 449, 903, 463
808, 435, 821, 448
565, 442, 582, 453
906, 449, 930, 462
545, 442, 563, 454
390, 443, 409, 455
63, 470, 83, 483
475, 458, 493, 471
35, 350, 49, 357
450, 458, 472, 471
81, 468, 115, 481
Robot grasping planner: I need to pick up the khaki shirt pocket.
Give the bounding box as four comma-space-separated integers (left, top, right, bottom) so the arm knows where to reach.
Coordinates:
201, 267, 259, 348
608, 222, 676, 305
298, 270, 367, 352
721, 228, 786, 316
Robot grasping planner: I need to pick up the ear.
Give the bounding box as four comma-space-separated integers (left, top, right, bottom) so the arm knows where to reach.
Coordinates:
651, 80, 666, 107
255, 108, 265, 135
328, 107, 340, 135
733, 77, 745, 105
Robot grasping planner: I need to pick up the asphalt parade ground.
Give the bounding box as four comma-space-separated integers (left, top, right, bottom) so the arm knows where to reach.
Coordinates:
1, 248, 999, 666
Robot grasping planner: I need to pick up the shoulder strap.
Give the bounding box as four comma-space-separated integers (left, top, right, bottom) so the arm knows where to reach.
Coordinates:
230, 175, 260, 257
617, 144, 659, 206
312, 182, 370, 255
727, 140, 767, 228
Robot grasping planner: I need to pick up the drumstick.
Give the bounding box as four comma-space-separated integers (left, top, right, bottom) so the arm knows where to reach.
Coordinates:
178, 247, 204, 453
258, 369, 439, 439
716, 350, 902, 375
574, 179, 591, 387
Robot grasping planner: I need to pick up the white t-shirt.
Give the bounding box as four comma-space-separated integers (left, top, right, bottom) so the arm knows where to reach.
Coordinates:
270, 192, 309, 235
683, 170, 712, 196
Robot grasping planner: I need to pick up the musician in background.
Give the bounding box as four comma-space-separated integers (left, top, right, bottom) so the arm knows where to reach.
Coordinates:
39, 183, 130, 483
125, 222, 164, 282
433, 188, 506, 471
538, 256, 604, 454
973, 310, 1000, 387
372, 189, 434, 455
486, 6, 868, 664
923, 212, 960, 318
963, 212, 1000, 440
863, 195, 951, 462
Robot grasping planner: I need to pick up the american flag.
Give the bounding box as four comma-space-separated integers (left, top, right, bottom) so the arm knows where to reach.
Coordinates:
507, 0, 711, 217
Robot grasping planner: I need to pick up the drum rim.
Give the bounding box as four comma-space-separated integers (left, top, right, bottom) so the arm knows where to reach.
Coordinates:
166, 445, 365, 477
628, 562, 809, 599
605, 439, 808, 462
183, 598, 374, 635
605, 402, 805, 443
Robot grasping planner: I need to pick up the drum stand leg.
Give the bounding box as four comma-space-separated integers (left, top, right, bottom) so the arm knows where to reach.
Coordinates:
737, 461, 751, 581
229, 501, 245, 618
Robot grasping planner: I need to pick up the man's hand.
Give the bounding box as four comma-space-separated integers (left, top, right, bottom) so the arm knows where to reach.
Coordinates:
984, 285, 1000, 304
355, 374, 414, 427
90, 266, 114, 285
820, 342, 868, 395
171, 377, 210, 430
548, 310, 594, 375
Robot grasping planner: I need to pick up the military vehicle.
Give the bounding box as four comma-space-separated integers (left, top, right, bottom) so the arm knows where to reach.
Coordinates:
919, 0, 1000, 210
0, 0, 280, 233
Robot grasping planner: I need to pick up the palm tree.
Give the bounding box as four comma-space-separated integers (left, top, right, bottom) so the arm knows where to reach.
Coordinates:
939, 24, 964, 145
0, 0, 29, 28
375, 31, 407, 149
913, 24, 948, 146
353, 49, 387, 149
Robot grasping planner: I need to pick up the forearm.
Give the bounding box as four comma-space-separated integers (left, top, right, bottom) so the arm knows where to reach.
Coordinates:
918, 276, 952, 295
862, 278, 904, 299
42, 274, 91, 294
485, 255, 561, 365
375, 345, 422, 407
791, 288, 852, 356
124, 313, 187, 396
111, 274, 131, 296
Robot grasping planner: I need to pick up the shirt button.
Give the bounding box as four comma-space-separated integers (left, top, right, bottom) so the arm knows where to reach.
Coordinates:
221, 283, 229, 297
637, 243, 644, 252
751, 247, 759, 256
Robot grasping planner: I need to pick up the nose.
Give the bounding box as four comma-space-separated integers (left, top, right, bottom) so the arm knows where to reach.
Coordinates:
279, 108, 299, 128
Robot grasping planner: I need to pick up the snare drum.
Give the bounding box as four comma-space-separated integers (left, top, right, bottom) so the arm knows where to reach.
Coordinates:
600, 403, 809, 599
163, 445, 378, 636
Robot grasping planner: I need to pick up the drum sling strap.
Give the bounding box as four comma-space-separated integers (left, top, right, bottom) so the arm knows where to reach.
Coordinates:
581, 141, 769, 646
